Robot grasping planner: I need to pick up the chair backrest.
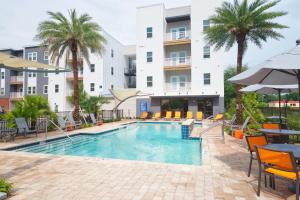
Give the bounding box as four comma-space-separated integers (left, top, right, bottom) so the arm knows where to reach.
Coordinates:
214, 114, 223, 120
15, 118, 29, 132
166, 111, 172, 118
90, 113, 97, 124
196, 112, 203, 120
175, 111, 181, 118
246, 135, 268, 152
255, 146, 297, 172
241, 117, 251, 130
57, 116, 66, 129
140, 112, 147, 118
0, 120, 8, 130
187, 111, 193, 119
263, 123, 280, 130
154, 112, 160, 118
67, 113, 77, 125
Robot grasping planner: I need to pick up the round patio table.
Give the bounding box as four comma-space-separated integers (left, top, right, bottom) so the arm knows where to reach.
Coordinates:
259, 129, 300, 144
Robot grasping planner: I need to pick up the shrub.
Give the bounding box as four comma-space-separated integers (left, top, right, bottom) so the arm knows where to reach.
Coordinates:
0, 179, 13, 195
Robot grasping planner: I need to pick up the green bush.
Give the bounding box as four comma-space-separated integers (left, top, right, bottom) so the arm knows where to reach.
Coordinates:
0, 179, 13, 195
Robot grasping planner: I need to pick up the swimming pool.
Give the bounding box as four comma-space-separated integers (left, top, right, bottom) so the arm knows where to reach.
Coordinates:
9, 122, 202, 165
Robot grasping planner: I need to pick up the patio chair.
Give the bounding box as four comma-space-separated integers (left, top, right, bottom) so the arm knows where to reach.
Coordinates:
186, 111, 193, 119
67, 113, 82, 129
15, 118, 37, 137
245, 135, 268, 177
0, 120, 16, 141
174, 111, 181, 120
231, 116, 250, 136
139, 112, 148, 120
164, 111, 172, 120
196, 112, 203, 121
255, 146, 300, 199
90, 113, 102, 125
152, 112, 161, 120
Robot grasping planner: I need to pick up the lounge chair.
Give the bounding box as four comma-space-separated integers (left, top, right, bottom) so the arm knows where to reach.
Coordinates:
186, 111, 193, 119
213, 114, 224, 121
164, 111, 172, 120
90, 113, 102, 125
174, 111, 181, 120
196, 112, 203, 121
0, 120, 16, 141
67, 113, 82, 129
231, 116, 250, 136
15, 117, 37, 137
152, 112, 161, 120
139, 112, 148, 120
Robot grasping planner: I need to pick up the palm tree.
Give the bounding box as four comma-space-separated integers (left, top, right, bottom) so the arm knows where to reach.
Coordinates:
35, 9, 106, 120
204, 0, 287, 124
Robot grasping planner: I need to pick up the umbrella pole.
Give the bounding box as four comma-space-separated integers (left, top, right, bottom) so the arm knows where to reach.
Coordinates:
298, 70, 300, 112
278, 89, 282, 126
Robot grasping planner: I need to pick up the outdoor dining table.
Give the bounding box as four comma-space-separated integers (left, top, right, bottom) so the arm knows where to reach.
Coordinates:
259, 129, 300, 144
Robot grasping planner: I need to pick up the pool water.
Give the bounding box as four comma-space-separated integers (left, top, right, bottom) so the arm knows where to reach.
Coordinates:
12, 122, 202, 165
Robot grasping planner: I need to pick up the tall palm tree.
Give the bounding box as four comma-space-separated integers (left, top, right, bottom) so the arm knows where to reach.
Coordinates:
204, 0, 287, 124
35, 9, 106, 119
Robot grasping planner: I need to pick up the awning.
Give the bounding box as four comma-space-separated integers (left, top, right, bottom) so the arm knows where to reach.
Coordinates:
0, 52, 70, 73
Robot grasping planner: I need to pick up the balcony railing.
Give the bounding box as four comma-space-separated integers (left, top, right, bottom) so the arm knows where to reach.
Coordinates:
10, 92, 23, 99
165, 30, 191, 42
164, 82, 191, 92
164, 56, 191, 67
10, 76, 23, 84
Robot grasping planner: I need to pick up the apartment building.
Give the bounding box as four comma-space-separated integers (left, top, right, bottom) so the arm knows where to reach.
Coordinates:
136, 1, 224, 118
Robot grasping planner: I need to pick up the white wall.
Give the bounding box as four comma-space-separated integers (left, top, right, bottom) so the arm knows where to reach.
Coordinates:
136, 4, 165, 95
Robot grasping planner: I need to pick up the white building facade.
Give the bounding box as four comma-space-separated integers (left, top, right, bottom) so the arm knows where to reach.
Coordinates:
135, 1, 225, 118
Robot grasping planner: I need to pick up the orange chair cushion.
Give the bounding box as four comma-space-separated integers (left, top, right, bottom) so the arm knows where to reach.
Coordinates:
265, 168, 299, 180
263, 123, 280, 129
234, 130, 244, 139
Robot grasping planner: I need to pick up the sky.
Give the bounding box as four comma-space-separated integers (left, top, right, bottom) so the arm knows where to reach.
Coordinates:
0, 0, 299, 68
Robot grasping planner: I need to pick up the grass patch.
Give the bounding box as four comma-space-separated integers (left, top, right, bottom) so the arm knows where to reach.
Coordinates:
0, 179, 13, 195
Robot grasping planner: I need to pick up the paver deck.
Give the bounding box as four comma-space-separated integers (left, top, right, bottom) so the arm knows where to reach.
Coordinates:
0, 121, 294, 199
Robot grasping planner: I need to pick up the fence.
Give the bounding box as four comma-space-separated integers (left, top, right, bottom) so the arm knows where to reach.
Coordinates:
100, 110, 124, 120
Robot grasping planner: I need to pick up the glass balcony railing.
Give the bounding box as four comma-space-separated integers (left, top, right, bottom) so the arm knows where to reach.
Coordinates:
165, 30, 191, 41
10, 76, 23, 83
164, 82, 191, 92
10, 92, 23, 99
164, 56, 191, 67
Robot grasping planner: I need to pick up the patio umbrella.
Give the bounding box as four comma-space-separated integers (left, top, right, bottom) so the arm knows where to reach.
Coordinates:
240, 84, 298, 123
229, 40, 300, 110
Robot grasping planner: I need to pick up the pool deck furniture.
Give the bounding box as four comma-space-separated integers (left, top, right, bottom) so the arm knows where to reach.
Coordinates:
255, 146, 300, 200
264, 144, 300, 159
139, 112, 148, 120
152, 112, 161, 120
245, 135, 268, 177
164, 111, 172, 120
231, 116, 250, 136
90, 113, 103, 125
57, 116, 74, 131
15, 118, 37, 137
67, 113, 82, 128
0, 120, 16, 142
186, 111, 193, 119
259, 128, 300, 144
196, 112, 203, 121
174, 111, 181, 120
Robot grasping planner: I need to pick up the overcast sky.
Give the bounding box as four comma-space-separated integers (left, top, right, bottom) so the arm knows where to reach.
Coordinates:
0, 0, 299, 67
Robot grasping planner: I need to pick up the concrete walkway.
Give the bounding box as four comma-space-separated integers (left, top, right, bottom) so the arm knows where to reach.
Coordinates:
0, 122, 294, 199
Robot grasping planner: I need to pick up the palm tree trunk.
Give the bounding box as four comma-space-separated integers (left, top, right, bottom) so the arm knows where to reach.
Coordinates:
71, 46, 80, 121
236, 38, 244, 125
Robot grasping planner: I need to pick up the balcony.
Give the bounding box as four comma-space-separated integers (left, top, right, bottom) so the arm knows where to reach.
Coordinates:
10, 92, 23, 101
164, 82, 191, 92
124, 68, 136, 76
10, 76, 23, 85
164, 31, 191, 46
67, 53, 84, 65
66, 71, 83, 81
164, 56, 191, 70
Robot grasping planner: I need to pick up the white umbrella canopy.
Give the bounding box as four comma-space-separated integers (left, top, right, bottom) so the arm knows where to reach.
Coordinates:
240, 84, 298, 94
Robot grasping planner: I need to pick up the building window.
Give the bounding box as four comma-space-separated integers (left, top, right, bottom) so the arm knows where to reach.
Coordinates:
32, 86, 36, 94
111, 49, 114, 58
203, 20, 210, 31
28, 72, 37, 78
43, 85, 48, 94
99, 85, 102, 89
44, 51, 49, 61
44, 71, 48, 77
146, 27, 153, 38
90, 64, 95, 72
28, 52, 37, 61
27, 87, 32, 94
147, 52, 153, 63
1, 72, 4, 79
111, 67, 114, 75
55, 84, 59, 93
203, 46, 210, 58
111, 85, 114, 90
90, 83, 95, 92
147, 76, 153, 87
0, 88, 4, 96
204, 73, 211, 85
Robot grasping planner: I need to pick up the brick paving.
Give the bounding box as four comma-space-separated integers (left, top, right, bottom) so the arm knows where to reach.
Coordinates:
0, 121, 294, 199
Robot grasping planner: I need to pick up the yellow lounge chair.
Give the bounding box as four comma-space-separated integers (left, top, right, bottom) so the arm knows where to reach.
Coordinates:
213, 114, 223, 121
196, 112, 203, 121
140, 112, 148, 120
152, 112, 161, 120
186, 111, 193, 119
165, 111, 172, 120
174, 111, 181, 120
